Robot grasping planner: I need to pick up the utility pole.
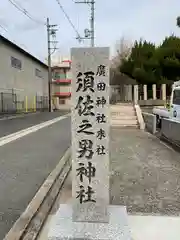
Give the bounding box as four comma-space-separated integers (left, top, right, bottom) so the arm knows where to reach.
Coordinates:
90, 0, 95, 47
47, 18, 58, 112
177, 16, 180, 27
75, 0, 95, 47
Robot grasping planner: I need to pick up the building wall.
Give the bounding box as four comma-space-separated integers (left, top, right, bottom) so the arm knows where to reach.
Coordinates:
52, 63, 72, 108
53, 85, 71, 93
0, 41, 48, 102
66, 70, 72, 79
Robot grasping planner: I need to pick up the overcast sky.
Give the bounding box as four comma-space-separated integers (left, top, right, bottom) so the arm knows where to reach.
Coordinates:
0, 0, 180, 62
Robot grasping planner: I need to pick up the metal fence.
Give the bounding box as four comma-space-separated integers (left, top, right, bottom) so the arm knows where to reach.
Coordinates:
0, 89, 49, 115
36, 95, 48, 111
0, 92, 17, 115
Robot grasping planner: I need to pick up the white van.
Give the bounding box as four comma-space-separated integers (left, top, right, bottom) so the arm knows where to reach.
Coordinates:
153, 80, 180, 126
169, 85, 180, 120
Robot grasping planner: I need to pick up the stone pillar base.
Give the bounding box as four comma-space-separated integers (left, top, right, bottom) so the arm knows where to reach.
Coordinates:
48, 204, 131, 240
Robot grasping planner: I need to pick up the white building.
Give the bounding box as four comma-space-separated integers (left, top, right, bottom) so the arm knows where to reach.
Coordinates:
0, 34, 48, 112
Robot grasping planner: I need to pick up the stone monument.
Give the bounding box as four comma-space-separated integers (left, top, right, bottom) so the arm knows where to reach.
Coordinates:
48, 47, 131, 240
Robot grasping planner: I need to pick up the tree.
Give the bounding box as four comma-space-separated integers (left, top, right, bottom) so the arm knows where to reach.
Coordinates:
157, 35, 180, 82
110, 37, 133, 85
119, 35, 180, 85
120, 39, 158, 84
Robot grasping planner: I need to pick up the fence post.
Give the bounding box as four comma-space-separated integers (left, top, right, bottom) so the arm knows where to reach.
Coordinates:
25, 96, 28, 113
143, 85, 147, 100
1, 92, 3, 113
126, 85, 132, 102
161, 84, 166, 101
152, 84, 156, 100
14, 93, 17, 113
34, 96, 36, 112
41, 96, 43, 111
134, 85, 138, 104
124, 85, 127, 102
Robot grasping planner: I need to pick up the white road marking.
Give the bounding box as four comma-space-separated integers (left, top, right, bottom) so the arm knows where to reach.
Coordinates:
0, 114, 70, 147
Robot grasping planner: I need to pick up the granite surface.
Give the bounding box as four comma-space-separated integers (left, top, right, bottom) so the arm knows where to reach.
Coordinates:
161, 118, 180, 145
48, 204, 131, 240
71, 47, 110, 222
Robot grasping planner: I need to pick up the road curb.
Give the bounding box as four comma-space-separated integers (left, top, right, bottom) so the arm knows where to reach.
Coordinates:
4, 147, 71, 240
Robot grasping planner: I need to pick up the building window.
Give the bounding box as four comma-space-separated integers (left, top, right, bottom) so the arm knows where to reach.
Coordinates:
54, 72, 66, 79
35, 68, 43, 78
53, 68, 66, 80
11, 56, 22, 70
173, 90, 180, 105
59, 99, 65, 104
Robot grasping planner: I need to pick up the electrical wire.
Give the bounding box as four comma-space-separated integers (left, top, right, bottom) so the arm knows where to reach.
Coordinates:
55, 0, 82, 41
50, 39, 58, 56
5, 0, 58, 61
7, 0, 46, 26
0, 24, 8, 33
0, 2, 49, 62
0, 21, 38, 59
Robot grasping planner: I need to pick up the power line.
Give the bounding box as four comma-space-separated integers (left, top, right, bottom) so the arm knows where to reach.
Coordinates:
0, 21, 41, 60
1, 3, 50, 63
55, 0, 82, 41
0, 22, 17, 42
7, 0, 46, 26
0, 24, 8, 33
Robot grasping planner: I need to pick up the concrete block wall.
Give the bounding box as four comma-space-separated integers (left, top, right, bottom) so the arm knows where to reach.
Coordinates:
161, 118, 180, 145
139, 99, 165, 106
142, 112, 156, 134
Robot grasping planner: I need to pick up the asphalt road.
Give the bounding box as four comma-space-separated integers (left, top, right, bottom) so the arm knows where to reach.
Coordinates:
0, 116, 71, 239
0, 111, 69, 138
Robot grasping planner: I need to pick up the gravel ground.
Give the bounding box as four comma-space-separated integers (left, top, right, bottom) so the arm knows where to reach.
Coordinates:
110, 128, 180, 216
